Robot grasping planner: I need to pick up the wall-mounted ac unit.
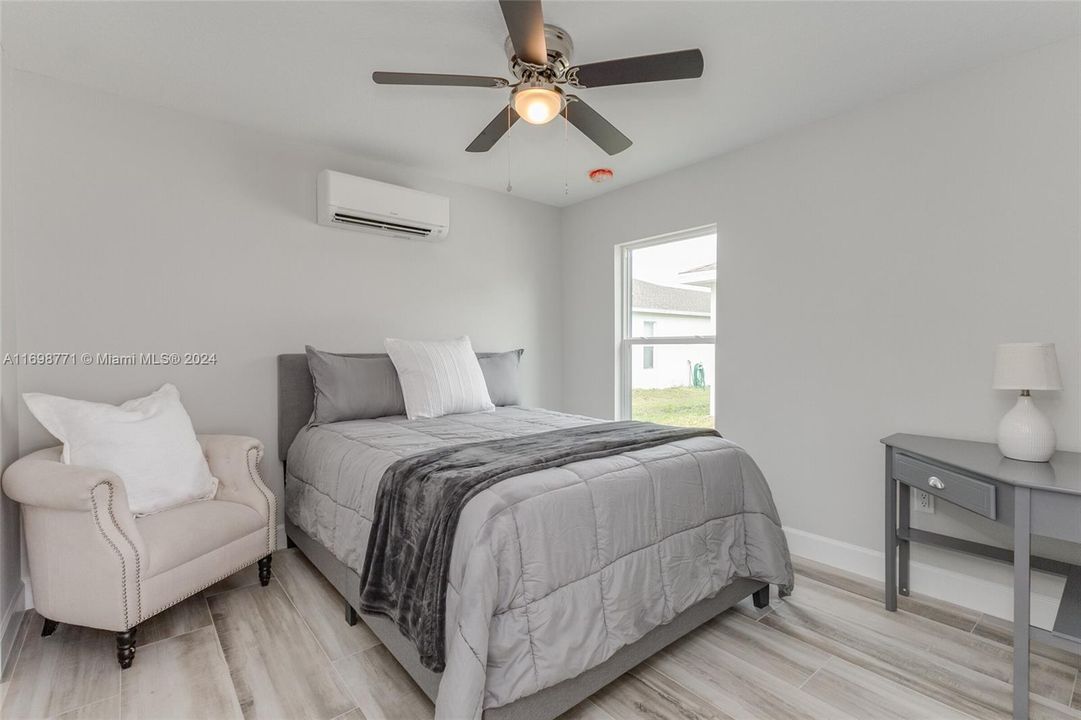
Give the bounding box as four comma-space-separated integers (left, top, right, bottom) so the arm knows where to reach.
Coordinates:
317, 170, 450, 241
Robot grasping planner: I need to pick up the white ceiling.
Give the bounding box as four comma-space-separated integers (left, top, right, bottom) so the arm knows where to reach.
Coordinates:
3, 1, 1079, 206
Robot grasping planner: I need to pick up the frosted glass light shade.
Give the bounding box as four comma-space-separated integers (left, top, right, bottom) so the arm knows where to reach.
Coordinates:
992, 343, 1062, 391
512, 85, 563, 125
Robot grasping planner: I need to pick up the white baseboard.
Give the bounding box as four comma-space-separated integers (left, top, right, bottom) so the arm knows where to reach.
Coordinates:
1, 580, 26, 680
783, 527, 1062, 629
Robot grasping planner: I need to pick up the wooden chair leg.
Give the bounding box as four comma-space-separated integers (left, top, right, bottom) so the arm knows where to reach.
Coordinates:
258, 554, 272, 586
41, 618, 59, 637
752, 585, 770, 609
116, 627, 137, 669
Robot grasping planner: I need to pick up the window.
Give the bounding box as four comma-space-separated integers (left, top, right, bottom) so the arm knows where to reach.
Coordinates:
642, 321, 655, 369
618, 226, 716, 428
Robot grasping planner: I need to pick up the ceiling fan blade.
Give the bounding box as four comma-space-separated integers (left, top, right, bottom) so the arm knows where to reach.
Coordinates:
562, 96, 632, 155
466, 105, 520, 152
570, 49, 703, 88
372, 71, 508, 88
499, 0, 547, 66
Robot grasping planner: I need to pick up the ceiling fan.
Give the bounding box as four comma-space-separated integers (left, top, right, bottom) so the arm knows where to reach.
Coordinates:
372, 0, 704, 156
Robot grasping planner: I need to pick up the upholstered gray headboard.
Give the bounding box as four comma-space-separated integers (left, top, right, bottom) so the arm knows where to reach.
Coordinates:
277, 353, 315, 461
277, 349, 522, 462
279, 351, 406, 460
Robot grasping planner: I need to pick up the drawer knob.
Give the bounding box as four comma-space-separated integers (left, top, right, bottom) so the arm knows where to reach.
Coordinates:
928, 476, 945, 490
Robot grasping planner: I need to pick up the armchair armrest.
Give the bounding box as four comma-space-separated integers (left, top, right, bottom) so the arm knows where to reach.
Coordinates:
3, 447, 134, 514
3, 447, 148, 631
199, 435, 276, 548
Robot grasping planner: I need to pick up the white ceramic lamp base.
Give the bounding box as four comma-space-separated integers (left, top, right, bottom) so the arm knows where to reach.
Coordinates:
997, 393, 1056, 462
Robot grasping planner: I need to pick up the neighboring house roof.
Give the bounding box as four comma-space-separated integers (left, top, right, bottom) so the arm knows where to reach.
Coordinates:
632, 279, 711, 314
677, 262, 717, 289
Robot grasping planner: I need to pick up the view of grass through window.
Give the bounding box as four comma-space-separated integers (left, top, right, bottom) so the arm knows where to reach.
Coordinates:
623, 230, 716, 429
632, 386, 713, 428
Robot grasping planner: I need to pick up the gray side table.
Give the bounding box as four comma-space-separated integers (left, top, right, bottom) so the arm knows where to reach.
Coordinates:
881, 434, 1081, 720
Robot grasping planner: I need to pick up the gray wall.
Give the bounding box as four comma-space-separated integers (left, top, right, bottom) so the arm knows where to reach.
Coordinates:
0, 47, 26, 678
560, 39, 1080, 594
2, 39, 1078, 624
4, 69, 564, 528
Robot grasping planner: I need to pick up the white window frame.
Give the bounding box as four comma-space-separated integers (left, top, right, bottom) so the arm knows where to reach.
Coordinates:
642, 321, 655, 369
616, 225, 717, 421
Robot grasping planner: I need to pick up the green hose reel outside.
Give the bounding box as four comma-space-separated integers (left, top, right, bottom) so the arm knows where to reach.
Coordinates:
692, 363, 706, 388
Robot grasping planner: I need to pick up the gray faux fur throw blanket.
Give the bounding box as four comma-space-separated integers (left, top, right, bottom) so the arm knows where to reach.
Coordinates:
357, 420, 721, 672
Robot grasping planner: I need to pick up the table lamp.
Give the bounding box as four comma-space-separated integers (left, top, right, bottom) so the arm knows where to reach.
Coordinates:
992, 342, 1062, 462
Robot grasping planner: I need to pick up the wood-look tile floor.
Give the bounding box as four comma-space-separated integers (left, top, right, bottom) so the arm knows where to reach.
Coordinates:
3, 550, 1079, 720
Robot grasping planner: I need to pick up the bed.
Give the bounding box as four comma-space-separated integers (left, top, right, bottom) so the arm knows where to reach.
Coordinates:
277, 353, 793, 720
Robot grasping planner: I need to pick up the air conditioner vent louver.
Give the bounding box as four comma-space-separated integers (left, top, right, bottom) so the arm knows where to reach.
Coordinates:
332, 213, 433, 237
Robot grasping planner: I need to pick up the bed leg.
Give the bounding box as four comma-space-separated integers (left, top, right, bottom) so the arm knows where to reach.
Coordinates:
752, 585, 770, 609
346, 602, 358, 626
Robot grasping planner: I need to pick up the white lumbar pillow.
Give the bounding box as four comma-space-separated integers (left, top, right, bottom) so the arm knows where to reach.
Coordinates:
384, 336, 495, 420
22, 383, 218, 515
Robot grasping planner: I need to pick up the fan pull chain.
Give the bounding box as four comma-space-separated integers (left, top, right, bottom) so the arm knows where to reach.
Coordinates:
563, 105, 569, 196
506, 104, 513, 193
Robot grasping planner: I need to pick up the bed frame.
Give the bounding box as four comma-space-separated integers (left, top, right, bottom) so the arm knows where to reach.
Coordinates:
277, 353, 768, 720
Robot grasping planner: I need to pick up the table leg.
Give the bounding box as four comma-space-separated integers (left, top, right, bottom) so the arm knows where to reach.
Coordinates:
898, 481, 910, 597
1013, 487, 1031, 720
885, 448, 897, 612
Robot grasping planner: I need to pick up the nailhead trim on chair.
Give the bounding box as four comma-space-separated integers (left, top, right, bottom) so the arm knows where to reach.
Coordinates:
89, 481, 131, 629
140, 551, 269, 618
56, 443, 274, 632
106, 490, 144, 622
246, 445, 275, 554
141, 444, 275, 620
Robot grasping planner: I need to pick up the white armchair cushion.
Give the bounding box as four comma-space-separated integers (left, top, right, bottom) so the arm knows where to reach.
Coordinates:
23, 383, 218, 515
136, 500, 264, 576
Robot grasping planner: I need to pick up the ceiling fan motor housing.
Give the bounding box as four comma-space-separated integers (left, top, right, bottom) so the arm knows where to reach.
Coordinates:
505, 24, 574, 80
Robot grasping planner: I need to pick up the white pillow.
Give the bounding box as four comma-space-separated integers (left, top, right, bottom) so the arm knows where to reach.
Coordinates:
22, 383, 218, 515
384, 336, 495, 420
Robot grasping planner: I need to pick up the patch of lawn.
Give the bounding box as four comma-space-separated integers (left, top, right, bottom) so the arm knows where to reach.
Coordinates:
631, 386, 713, 428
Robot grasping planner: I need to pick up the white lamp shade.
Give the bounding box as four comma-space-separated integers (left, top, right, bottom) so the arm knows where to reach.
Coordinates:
992, 342, 1062, 391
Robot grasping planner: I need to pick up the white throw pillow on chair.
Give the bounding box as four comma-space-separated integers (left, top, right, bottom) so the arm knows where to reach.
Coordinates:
384, 336, 495, 420
22, 383, 218, 515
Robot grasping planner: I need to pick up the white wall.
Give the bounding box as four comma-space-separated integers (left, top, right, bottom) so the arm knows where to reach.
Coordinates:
4, 69, 564, 526
561, 39, 1080, 607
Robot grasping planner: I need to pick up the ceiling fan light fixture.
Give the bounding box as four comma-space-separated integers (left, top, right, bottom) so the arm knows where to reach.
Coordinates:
512, 81, 564, 125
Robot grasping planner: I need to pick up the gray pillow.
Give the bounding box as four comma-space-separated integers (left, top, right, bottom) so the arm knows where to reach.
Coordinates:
477, 349, 524, 407
306, 346, 407, 423
306, 346, 525, 423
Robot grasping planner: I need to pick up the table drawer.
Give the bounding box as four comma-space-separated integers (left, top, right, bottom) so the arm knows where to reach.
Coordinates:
894, 453, 997, 520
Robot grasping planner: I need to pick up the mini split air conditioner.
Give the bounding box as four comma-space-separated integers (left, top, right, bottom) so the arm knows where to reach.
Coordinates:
317, 170, 450, 241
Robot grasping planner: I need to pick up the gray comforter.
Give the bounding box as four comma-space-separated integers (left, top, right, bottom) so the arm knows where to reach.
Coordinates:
286, 407, 793, 719
358, 421, 724, 673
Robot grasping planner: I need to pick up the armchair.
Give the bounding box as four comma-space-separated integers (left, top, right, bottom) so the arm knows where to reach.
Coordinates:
1, 434, 276, 668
